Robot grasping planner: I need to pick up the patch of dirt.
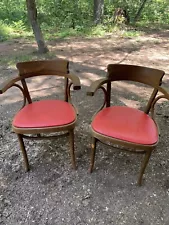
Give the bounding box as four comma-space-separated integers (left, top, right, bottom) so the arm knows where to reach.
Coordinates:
0, 31, 169, 225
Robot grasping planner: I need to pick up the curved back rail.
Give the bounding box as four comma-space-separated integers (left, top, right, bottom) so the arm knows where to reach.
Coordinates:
106, 64, 165, 113
16, 59, 69, 103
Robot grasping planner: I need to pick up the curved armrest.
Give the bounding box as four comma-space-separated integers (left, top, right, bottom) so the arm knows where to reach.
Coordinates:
158, 86, 169, 100
66, 73, 81, 90
150, 85, 169, 124
0, 75, 22, 94
151, 86, 169, 110
0, 72, 81, 94
87, 78, 109, 96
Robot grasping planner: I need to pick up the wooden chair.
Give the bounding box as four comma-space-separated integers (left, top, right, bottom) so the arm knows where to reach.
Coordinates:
0, 59, 81, 171
87, 64, 169, 185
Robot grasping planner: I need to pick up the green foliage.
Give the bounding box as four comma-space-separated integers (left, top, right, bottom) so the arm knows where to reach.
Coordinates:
140, 0, 169, 24
105, 0, 169, 24
37, 0, 92, 29
0, 0, 168, 42
0, 0, 27, 24
12, 20, 26, 31
0, 20, 32, 42
0, 21, 13, 41
122, 29, 142, 38
44, 25, 107, 40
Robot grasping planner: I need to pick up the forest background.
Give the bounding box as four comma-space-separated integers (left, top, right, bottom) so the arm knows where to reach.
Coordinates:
0, 0, 169, 51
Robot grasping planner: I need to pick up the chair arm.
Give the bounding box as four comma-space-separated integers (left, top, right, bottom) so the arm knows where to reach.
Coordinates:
150, 86, 169, 121
87, 78, 109, 96
0, 72, 81, 94
0, 75, 22, 94
157, 86, 169, 100
66, 73, 81, 90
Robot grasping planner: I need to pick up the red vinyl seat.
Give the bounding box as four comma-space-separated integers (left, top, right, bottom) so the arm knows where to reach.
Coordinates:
91, 106, 158, 145
13, 100, 76, 128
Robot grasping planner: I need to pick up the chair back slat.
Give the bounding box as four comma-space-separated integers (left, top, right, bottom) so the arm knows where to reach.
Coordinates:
16, 59, 69, 77
107, 64, 164, 87
16, 59, 69, 103
107, 64, 165, 113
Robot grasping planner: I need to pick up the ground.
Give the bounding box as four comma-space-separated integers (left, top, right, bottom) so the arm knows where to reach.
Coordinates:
0, 28, 169, 225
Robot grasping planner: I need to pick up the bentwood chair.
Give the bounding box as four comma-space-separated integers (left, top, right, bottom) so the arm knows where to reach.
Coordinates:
87, 64, 169, 185
0, 59, 81, 171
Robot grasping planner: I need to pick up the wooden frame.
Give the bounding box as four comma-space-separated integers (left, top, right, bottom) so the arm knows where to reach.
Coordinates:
87, 64, 169, 185
0, 59, 81, 171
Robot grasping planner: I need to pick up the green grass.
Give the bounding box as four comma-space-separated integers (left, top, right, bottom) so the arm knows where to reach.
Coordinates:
2, 19, 167, 44
0, 22, 13, 41
44, 25, 108, 40
0, 21, 109, 42
122, 29, 142, 38
0, 20, 33, 42
44, 24, 143, 40
1, 20, 168, 47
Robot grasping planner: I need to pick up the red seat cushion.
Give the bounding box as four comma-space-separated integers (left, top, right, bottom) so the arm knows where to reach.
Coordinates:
13, 100, 76, 128
91, 106, 158, 145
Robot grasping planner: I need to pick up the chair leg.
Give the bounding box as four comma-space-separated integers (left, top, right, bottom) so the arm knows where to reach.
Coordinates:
69, 129, 76, 170
17, 134, 30, 172
138, 150, 152, 186
89, 137, 97, 173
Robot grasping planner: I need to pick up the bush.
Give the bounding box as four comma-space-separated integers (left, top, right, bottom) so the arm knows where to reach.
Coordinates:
0, 21, 13, 41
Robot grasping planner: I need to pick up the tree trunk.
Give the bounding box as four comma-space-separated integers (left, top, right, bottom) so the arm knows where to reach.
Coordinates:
133, 0, 148, 23
93, 0, 104, 25
26, 0, 49, 53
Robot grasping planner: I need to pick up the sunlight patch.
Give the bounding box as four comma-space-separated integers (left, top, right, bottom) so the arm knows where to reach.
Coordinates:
119, 97, 140, 108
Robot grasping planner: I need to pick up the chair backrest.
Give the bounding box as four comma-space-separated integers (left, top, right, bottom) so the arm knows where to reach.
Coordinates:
16, 59, 70, 103
17, 59, 69, 77
106, 64, 165, 113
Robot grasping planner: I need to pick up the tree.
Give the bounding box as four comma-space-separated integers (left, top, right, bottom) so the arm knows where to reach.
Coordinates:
133, 0, 148, 23
93, 0, 104, 25
26, 0, 49, 53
